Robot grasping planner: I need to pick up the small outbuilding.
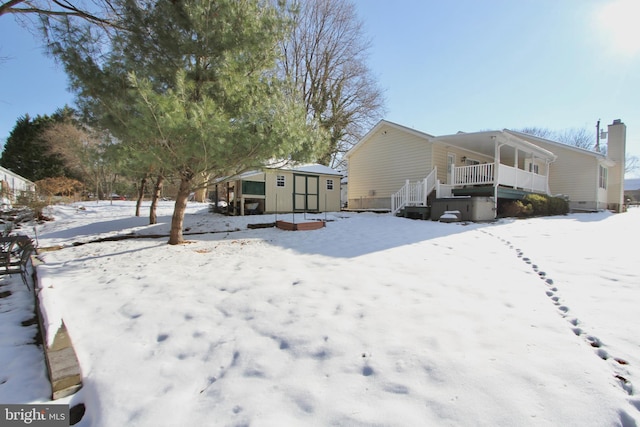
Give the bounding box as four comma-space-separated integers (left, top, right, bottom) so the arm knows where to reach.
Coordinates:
0, 166, 36, 206
212, 164, 343, 216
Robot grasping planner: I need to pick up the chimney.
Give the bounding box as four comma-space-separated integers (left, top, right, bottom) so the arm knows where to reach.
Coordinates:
606, 119, 626, 212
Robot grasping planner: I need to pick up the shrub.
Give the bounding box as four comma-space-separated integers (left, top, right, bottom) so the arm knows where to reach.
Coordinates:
548, 196, 569, 215
523, 194, 548, 216
16, 191, 49, 221
501, 200, 533, 217
500, 194, 568, 218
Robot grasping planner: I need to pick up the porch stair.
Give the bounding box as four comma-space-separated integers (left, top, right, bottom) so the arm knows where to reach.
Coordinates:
390, 167, 438, 215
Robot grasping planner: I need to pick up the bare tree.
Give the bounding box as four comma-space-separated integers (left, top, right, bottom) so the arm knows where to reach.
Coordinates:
556, 127, 594, 150
281, 0, 385, 168
40, 120, 114, 198
0, 0, 119, 28
518, 125, 639, 175
518, 126, 597, 151
625, 155, 639, 175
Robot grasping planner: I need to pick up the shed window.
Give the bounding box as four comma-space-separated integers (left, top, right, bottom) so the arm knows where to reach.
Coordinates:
326, 179, 334, 190
276, 175, 285, 187
599, 165, 608, 189
242, 180, 265, 195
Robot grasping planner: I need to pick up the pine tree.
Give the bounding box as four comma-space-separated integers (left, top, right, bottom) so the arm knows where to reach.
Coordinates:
49, 0, 323, 244
0, 109, 74, 181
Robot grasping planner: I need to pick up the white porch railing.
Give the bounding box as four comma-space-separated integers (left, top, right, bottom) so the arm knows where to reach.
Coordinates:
391, 167, 438, 214
453, 163, 494, 185
452, 163, 548, 194
497, 164, 548, 193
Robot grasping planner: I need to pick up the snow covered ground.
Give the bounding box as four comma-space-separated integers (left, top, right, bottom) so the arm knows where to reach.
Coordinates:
1, 201, 639, 426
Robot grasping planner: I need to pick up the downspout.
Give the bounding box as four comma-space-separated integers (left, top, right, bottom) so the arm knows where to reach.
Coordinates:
493, 136, 503, 219
514, 149, 519, 189
545, 159, 552, 195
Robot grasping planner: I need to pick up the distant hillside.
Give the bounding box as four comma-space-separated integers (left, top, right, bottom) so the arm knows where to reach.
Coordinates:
625, 178, 640, 191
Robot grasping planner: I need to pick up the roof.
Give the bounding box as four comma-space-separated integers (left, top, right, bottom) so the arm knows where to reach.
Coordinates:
345, 120, 434, 158
505, 130, 607, 159
236, 163, 343, 181
431, 130, 557, 161
0, 165, 35, 186
283, 164, 343, 176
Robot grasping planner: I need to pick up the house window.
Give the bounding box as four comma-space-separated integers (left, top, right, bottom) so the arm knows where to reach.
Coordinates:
529, 163, 539, 174
326, 179, 334, 190
599, 166, 608, 189
276, 175, 285, 187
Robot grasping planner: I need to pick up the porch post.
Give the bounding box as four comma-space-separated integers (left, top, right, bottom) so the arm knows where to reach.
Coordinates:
405, 179, 410, 204
545, 160, 551, 194
530, 156, 535, 191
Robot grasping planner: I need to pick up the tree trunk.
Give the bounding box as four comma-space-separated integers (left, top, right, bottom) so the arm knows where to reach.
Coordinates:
150, 174, 164, 225
194, 187, 207, 203
168, 175, 192, 245
193, 172, 209, 202
135, 176, 147, 217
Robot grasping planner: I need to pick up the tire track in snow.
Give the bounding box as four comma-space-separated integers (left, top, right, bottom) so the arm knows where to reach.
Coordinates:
480, 229, 636, 404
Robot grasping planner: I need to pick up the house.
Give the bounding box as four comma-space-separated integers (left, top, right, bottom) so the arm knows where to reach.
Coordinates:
212, 164, 343, 216
345, 119, 626, 219
0, 166, 36, 205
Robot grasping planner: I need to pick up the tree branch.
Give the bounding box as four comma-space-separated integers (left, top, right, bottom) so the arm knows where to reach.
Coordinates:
1, 0, 120, 28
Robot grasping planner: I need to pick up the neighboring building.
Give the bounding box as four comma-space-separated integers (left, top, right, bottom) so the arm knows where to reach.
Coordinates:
0, 165, 36, 205
345, 119, 626, 218
213, 164, 343, 215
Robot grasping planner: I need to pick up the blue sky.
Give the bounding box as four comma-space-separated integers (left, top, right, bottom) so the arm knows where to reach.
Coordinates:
1, 0, 639, 175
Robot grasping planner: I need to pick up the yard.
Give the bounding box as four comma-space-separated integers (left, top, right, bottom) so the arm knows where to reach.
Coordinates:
2, 202, 639, 426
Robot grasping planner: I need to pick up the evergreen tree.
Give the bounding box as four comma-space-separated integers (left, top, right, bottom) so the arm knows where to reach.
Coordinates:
49, 0, 323, 244
0, 108, 75, 181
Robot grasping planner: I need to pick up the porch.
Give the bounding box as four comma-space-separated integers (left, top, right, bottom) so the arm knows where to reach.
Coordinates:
391, 163, 549, 215
390, 130, 557, 217
449, 162, 550, 195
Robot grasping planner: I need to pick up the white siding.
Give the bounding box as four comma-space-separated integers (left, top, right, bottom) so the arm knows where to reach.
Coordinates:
348, 124, 432, 209
518, 139, 601, 210
0, 166, 36, 202
432, 144, 493, 184
265, 170, 293, 213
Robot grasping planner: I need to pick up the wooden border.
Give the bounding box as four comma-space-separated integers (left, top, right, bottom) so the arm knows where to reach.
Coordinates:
276, 220, 325, 231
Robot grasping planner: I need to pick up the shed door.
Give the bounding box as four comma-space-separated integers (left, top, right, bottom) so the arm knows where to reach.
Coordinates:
293, 174, 319, 212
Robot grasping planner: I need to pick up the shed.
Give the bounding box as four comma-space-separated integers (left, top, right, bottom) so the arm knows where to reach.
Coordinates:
214, 164, 343, 215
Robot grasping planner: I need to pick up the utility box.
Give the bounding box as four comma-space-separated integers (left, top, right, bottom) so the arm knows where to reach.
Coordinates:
431, 197, 495, 221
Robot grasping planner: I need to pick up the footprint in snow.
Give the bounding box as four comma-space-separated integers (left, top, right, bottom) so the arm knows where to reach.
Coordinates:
486, 231, 636, 399
586, 335, 602, 348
